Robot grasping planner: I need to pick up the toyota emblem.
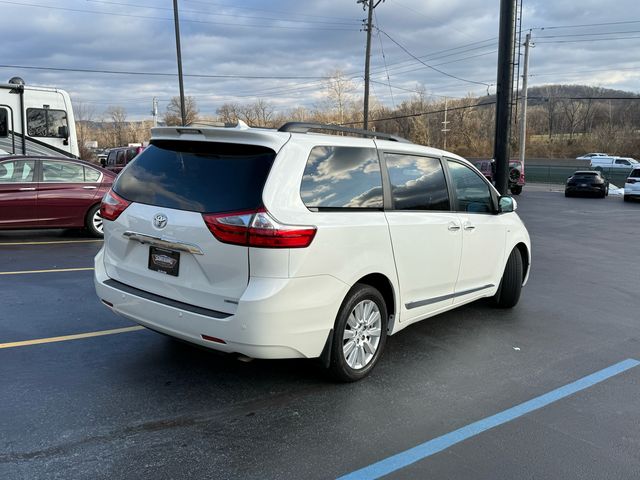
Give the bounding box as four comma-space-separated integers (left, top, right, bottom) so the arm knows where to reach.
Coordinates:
153, 213, 168, 229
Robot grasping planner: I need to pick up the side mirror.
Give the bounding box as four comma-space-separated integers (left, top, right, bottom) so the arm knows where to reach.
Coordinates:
58, 125, 70, 138
499, 196, 517, 213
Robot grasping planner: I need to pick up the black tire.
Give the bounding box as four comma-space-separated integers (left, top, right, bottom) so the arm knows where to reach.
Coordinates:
599, 190, 606, 198
328, 284, 388, 382
564, 191, 571, 197
493, 248, 523, 309
624, 195, 630, 202
510, 185, 522, 195
85, 204, 104, 238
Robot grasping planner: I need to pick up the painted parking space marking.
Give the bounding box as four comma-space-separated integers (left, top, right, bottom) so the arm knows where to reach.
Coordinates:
338, 358, 640, 480
0, 326, 145, 350
0, 267, 94, 275
0, 239, 103, 246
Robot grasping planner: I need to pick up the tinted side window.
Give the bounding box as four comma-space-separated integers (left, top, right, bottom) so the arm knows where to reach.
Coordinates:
0, 108, 7, 137
0, 160, 35, 182
106, 152, 116, 166
116, 150, 125, 165
300, 146, 383, 209
385, 153, 449, 211
446, 160, 494, 213
84, 167, 101, 182
27, 109, 68, 137
126, 148, 138, 162
114, 141, 275, 213
42, 160, 85, 182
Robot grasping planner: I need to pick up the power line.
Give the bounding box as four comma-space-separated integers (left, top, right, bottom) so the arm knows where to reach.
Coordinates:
532, 19, 640, 31
536, 36, 640, 44
0, 0, 355, 30
377, 29, 492, 87
0, 64, 329, 80
341, 101, 498, 126
86, 0, 359, 26
536, 29, 640, 39
182, 0, 361, 22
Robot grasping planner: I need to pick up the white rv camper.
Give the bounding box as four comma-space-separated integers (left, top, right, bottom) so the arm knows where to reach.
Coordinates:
0, 77, 79, 158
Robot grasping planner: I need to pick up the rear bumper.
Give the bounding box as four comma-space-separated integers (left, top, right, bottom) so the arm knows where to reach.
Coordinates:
565, 186, 605, 194
94, 248, 349, 359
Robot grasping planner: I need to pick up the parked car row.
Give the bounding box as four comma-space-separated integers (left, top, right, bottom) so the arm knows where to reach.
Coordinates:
564, 167, 640, 201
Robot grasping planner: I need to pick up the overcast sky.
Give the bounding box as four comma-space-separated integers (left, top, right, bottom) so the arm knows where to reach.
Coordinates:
1, 0, 639, 120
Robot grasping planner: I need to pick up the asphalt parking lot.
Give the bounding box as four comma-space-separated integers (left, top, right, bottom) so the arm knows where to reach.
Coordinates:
1, 191, 639, 480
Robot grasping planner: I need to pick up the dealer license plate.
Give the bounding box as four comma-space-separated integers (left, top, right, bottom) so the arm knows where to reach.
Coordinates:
148, 246, 180, 277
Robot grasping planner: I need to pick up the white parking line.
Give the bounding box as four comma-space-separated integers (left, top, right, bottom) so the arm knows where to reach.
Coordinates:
0, 240, 103, 246
0, 267, 95, 275
0, 326, 146, 350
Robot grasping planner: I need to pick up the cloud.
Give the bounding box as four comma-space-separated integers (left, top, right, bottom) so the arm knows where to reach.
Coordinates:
0, 0, 638, 120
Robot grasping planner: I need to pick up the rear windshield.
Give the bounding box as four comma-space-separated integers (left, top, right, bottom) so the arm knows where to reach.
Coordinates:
574, 172, 597, 177
113, 140, 275, 213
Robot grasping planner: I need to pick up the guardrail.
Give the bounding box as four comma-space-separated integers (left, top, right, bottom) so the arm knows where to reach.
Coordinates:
525, 165, 631, 187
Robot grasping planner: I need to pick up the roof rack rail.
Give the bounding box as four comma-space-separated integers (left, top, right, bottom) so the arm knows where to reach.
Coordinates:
278, 122, 412, 143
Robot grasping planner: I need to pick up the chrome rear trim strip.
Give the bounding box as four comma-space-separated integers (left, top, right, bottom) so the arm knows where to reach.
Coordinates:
122, 231, 204, 255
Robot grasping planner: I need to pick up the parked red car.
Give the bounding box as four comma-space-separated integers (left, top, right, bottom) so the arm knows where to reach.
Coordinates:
0, 156, 115, 237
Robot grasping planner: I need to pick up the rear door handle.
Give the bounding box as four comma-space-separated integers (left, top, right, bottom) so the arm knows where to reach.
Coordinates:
83, 186, 97, 190
447, 222, 461, 232
19, 187, 36, 191
464, 223, 476, 231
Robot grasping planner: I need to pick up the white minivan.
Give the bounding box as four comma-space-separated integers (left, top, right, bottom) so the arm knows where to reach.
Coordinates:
94, 123, 531, 381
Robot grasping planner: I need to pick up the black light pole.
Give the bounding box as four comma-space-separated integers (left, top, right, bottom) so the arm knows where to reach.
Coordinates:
493, 0, 517, 195
173, 0, 187, 126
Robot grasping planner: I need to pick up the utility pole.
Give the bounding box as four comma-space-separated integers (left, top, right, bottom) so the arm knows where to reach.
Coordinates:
358, 0, 384, 130
493, 0, 517, 196
518, 31, 533, 167
442, 97, 450, 150
151, 97, 159, 127
172, 0, 187, 126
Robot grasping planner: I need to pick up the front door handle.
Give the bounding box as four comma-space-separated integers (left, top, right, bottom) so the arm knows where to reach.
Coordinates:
19, 187, 36, 191
83, 186, 97, 190
464, 222, 476, 231
447, 222, 461, 232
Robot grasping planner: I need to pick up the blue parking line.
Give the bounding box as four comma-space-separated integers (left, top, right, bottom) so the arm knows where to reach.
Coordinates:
338, 358, 640, 480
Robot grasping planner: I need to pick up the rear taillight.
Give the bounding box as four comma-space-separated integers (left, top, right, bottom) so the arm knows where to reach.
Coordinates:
202, 208, 316, 248
101, 190, 131, 221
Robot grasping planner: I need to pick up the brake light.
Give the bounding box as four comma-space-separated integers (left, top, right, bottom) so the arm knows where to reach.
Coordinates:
202, 208, 316, 248
101, 190, 131, 221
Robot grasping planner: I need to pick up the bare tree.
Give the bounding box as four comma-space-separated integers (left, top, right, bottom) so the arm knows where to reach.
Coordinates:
216, 103, 240, 124
252, 99, 275, 127
74, 102, 96, 159
106, 106, 128, 146
325, 70, 355, 124
164, 96, 199, 126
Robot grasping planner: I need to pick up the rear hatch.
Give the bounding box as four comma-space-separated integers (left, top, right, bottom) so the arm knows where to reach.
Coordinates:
102, 139, 277, 313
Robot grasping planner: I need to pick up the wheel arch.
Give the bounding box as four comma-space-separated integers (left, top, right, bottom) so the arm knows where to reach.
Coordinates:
352, 273, 396, 332
514, 242, 530, 285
